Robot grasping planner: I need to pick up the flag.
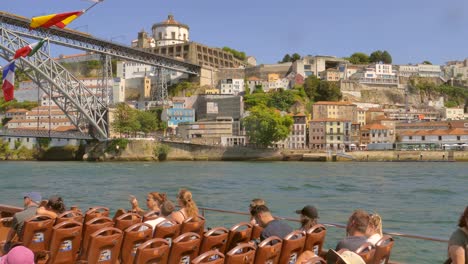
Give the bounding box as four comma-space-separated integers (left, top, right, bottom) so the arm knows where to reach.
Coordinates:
2, 61, 15, 102
30, 11, 83, 29
14, 39, 47, 59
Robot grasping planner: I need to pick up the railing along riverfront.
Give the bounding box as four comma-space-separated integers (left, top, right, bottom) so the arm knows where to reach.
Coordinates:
0, 204, 449, 243
197, 206, 449, 243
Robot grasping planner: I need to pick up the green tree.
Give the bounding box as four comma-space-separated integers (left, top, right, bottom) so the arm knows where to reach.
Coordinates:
291, 53, 301, 62
222, 47, 246, 61
369, 50, 383, 63
381, 51, 392, 64
242, 105, 293, 147
137, 111, 158, 136
422, 61, 432, 65
303, 75, 320, 100
281, 54, 292, 63
244, 78, 250, 95
348, 52, 370, 64
112, 103, 140, 136
244, 93, 270, 109
316, 81, 342, 101
268, 89, 297, 111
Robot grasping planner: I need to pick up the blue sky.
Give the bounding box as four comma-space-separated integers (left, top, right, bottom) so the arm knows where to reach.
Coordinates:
2, 0, 468, 65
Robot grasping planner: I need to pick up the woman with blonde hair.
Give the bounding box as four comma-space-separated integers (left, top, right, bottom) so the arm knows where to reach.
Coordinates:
366, 213, 383, 245
171, 188, 199, 224
249, 198, 266, 225
130, 192, 168, 215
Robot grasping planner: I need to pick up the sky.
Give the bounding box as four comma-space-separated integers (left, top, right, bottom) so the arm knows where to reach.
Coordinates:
2, 0, 468, 65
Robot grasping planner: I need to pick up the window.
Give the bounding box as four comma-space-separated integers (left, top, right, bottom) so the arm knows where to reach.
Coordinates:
457, 136, 461, 141
422, 136, 425, 141
337, 136, 341, 140
171, 32, 176, 39
438, 136, 442, 141
409, 136, 412, 140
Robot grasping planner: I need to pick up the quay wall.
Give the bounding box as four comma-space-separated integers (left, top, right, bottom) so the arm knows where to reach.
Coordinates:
341, 151, 468, 162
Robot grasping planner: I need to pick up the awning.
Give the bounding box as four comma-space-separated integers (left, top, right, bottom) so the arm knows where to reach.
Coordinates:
359, 144, 367, 147
349, 144, 357, 147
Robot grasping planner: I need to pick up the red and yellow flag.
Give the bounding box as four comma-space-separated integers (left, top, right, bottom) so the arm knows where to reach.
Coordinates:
30, 11, 83, 29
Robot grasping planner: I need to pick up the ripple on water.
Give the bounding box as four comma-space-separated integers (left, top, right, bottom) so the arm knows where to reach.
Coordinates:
277, 186, 300, 191
413, 188, 456, 195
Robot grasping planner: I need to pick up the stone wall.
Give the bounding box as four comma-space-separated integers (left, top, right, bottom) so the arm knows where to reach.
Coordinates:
340, 150, 468, 162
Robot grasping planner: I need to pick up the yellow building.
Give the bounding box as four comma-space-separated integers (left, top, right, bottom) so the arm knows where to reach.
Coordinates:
267, 73, 280, 82
312, 101, 357, 123
204, 88, 220, 94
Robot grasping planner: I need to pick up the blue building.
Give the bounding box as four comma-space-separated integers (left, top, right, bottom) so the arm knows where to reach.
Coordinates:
163, 100, 195, 130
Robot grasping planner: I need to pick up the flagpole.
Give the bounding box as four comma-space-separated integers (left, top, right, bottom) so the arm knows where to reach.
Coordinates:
84, 1, 103, 13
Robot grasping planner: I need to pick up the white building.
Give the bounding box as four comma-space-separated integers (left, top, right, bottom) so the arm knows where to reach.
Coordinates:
275, 113, 307, 149
417, 64, 442, 78
152, 15, 189, 47
360, 63, 398, 85
399, 128, 468, 148
220, 78, 245, 95
444, 107, 465, 120
398, 65, 419, 77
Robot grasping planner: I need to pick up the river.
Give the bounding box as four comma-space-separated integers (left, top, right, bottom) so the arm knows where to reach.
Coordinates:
0, 161, 466, 263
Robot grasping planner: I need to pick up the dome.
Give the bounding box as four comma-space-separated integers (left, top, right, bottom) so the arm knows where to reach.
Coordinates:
152, 14, 189, 30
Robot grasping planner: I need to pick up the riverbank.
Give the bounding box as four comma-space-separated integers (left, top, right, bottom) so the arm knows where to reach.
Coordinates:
1, 140, 468, 161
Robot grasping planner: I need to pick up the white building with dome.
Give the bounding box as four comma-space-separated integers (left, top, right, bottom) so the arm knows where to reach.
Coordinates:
152, 14, 190, 47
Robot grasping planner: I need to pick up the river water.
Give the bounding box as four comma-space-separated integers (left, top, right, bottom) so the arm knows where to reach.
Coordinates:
0, 161, 466, 263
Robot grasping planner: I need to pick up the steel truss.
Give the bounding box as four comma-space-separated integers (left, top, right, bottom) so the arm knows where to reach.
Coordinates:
0, 26, 109, 140
0, 12, 200, 75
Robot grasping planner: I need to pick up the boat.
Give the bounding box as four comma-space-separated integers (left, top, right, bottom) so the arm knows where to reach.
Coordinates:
0, 203, 446, 263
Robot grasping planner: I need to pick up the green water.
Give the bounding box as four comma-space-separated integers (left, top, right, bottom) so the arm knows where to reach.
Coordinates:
0, 161, 466, 263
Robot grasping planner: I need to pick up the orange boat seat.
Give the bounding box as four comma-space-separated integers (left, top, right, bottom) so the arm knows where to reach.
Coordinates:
114, 212, 142, 231
143, 210, 160, 222
48, 220, 82, 264
225, 222, 252, 253
21, 215, 54, 253
82, 227, 123, 264
181, 215, 206, 237
84, 206, 109, 224
304, 224, 327, 256
168, 232, 201, 264
191, 249, 225, 264
55, 210, 84, 225
120, 223, 152, 264
253, 236, 282, 264
134, 238, 170, 264
225, 243, 256, 264
278, 230, 306, 264
198, 227, 229, 255
371, 235, 394, 264
80, 216, 114, 260
0, 217, 13, 241
153, 220, 181, 246
250, 225, 263, 241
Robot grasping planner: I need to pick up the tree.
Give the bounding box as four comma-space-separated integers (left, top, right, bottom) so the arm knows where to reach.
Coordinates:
381, 51, 392, 64
242, 105, 293, 147
291, 53, 301, 62
303, 75, 320, 100
369, 50, 383, 63
222, 47, 246, 61
348, 52, 370, 64
137, 111, 158, 136
316, 81, 342, 101
422, 61, 432, 65
281, 54, 292, 63
112, 103, 140, 136
268, 89, 297, 111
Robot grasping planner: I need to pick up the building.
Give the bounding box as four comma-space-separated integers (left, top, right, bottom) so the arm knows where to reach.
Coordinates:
319, 68, 341, 81
275, 113, 307, 149
5, 109, 28, 119
397, 128, 468, 150
359, 63, 398, 85
162, 98, 195, 130
396, 121, 449, 131
5, 106, 73, 132
360, 123, 393, 150
152, 14, 189, 47
309, 119, 352, 150
312, 101, 357, 123
297, 55, 348, 78
204, 88, 220, 95
443, 107, 465, 120
177, 117, 234, 145
221, 136, 247, 147
398, 65, 419, 77
398, 64, 442, 78
356, 108, 366, 126
220, 78, 245, 95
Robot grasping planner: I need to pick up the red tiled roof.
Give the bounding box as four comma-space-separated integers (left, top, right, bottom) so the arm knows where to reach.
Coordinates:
399, 128, 468, 136
6, 108, 28, 113
310, 118, 351, 122
362, 123, 390, 130
396, 121, 448, 128
314, 101, 356, 106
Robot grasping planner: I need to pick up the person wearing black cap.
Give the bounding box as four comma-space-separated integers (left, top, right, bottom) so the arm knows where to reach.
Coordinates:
296, 205, 319, 231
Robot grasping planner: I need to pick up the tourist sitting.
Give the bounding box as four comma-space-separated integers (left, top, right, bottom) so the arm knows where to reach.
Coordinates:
143, 200, 176, 235
251, 205, 293, 241
4, 192, 41, 251
296, 205, 319, 231
130, 192, 168, 215
335, 209, 370, 252
447, 206, 468, 264
326, 249, 366, 264
366, 213, 383, 246
36, 195, 66, 219
171, 188, 199, 224
249, 198, 266, 225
